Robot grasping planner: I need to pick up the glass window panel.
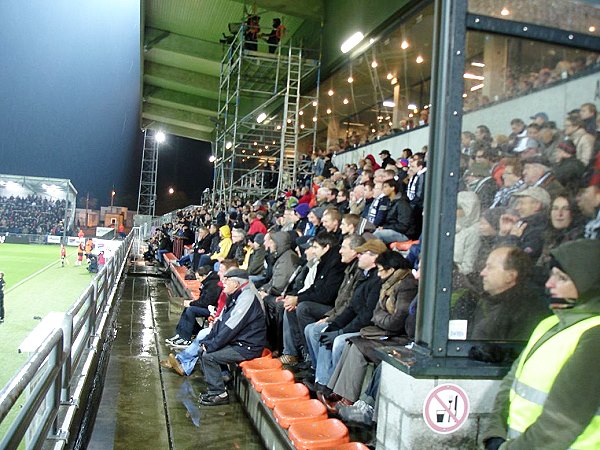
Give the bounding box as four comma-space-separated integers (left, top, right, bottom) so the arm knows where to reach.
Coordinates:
450, 30, 599, 347
468, 0, 600, 37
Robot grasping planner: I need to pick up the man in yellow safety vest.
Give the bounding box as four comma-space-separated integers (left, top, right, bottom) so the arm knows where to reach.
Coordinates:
482, 239, 600, 450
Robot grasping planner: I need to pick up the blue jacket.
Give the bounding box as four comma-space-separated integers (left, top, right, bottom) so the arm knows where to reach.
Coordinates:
202, 282, 266, 359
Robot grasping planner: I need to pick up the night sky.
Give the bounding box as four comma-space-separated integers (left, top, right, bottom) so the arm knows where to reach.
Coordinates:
0, 0, 212, 214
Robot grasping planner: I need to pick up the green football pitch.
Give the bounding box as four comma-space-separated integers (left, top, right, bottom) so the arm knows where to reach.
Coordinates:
0, 243, 97, 390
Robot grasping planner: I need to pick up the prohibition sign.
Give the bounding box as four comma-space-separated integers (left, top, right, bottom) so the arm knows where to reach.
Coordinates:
422, 383, 470, 434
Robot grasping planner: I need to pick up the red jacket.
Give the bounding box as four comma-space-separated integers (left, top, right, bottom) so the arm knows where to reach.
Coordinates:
248, 218, 267, 236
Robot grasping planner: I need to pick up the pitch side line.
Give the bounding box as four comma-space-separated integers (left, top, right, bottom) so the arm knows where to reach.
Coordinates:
5, 260, 61, 294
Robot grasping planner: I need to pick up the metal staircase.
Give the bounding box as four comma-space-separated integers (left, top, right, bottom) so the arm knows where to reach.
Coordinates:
212, 24, 321, 206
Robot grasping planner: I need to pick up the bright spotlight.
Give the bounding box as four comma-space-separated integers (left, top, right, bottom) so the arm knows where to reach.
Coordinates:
209, 155, 217, 163
383, 100, 395, 108
341, 32, 364, 53
155, 131, 166, 143
256, 112, 267, 123
225, 141, 233, 149
168, 187, 175, 195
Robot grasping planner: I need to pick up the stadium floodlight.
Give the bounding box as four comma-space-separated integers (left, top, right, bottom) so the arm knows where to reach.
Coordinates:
225, 141, 233, 149
341, 32, 364, 53
407, 103, 417, 110
209, 155, 217, 163
256, 112, 267, 123
155, 131, 166, 143
383, 100, 395, 108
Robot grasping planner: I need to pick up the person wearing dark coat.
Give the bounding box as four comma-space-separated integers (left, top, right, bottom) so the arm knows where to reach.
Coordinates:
305, 239, 386, 392
552, 140, 586, 196
379, 150, 396, 170
373, 178, 416, 243
166, 267, 222, 345
280, 232, 347, 362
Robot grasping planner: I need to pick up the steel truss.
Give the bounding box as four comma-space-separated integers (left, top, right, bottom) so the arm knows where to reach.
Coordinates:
212, 25, 321, 206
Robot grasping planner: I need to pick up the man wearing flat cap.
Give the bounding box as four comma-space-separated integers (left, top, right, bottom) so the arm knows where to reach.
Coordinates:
379, 149, 396, 170
196, 268, 266, 405
499, 186, 550, 260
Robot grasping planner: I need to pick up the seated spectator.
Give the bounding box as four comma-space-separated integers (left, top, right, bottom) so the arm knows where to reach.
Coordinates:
321, 208, 342, 242
335, 189, 350, 214
259, 231, 301, 352
464, 162, 497, 210
165, 265, 222, 347
537, 195, 584, 271
304, 239, 386, 394
242, 233, 267, 283
454, 191, 481, 275
340, 213, 360, 236
577, 168, 600, 239
481, 239, 600, 450
490, 158, 525, 208
499, 186, 551, 260
406, 155, 427, 234
320, 251, 418, 408
378, 150, 396, 169
522, 156, 565, 198
198, 224, 232, 267
163, 269, 267, 406
564, 113, 595, 166
247, 212, 267, 236
279, 232, 345, 365
373, 179, 415, 243
508, 118, 528, 153
466, 246, 549, 342
580, 102, 597, 135
178, 225, 212, 270
552, 140, 586, 195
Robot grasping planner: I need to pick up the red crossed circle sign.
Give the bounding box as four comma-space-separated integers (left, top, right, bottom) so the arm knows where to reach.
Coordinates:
422, 383, 470, 434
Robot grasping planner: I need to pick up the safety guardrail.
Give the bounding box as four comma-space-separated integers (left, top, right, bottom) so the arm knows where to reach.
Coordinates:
0, 227, 139, 450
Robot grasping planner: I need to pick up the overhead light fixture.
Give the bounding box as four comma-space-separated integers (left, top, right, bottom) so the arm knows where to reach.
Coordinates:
272, 140, 276, 144
341, 31, 364, 53
386, 73, 393, 80
389, 121, 393, 126
287, 118, 292, 123
371, 128, 376, 133
155, 131, 166, 143
500, 7, 510, 16
299, 110, 304, 116
209, 155, 217, 163
225, 141, 233, 149
408, 113, 413, 118
407, 103, 417, 110
462, 93, 468, 98
312, 116, 318, 122
328, 89, 334, 96
471, 62, 485, 68
312, 101, 318, 106
253, 141, 257, 146
256, 112, 267, 123
470, 83, 484, 91
391, 77, 398, 85
416, 55, 424, 64
371, 60, 378, 68
400, 40, 409, 50
326, 108, 332, 114
347, 76, 354, 83
265, 145, 269, 149
383, 100, 395, 107
464, 73, 485, 80
343, 98, 349, 105
300, 124, 305, 129
589, 25, 596, 33
276, 125, 282, 130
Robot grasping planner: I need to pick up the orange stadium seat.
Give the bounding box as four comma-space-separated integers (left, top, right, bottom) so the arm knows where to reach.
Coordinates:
288, 418, 350, 450
250, 369, 295, 393
389, 240, 419, 252
273, 399, 328, 429
261, 382, 310, 409
242, 357, 283, 378
239, 348, 272, 370
325, 443, 371, 450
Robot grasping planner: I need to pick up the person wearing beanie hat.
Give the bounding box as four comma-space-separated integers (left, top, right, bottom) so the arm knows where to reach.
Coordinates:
482, 239, 600, 450
294, 202, 311, 219
553, 139, 586, 195
286, 196, 299, 209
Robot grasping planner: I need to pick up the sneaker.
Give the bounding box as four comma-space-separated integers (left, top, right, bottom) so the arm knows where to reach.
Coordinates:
337, 399, 374, 426
171, 338, 192, 348
165, 334, 179, 344
278, 354, 299, 366
200, 392, 229, 406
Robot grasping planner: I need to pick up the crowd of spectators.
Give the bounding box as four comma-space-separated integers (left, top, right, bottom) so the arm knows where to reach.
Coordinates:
154, 96, 599, 446
0, 195, 67, 235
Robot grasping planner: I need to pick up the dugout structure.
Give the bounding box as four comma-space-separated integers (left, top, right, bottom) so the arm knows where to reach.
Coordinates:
0, 174, 77, 243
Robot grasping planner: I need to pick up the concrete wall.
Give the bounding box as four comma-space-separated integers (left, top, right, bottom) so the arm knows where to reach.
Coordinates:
377, 362, 502, 450
331, 70, 599, 166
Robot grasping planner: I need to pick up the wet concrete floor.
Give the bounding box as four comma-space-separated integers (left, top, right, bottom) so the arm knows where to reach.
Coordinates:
88, 264, 264, 450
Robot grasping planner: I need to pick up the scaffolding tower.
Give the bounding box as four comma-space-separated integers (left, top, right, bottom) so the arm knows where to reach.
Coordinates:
137, 129, 160, 216
213, 25, 321, 206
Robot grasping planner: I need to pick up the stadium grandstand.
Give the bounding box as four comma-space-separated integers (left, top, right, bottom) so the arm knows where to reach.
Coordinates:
1, 2, 600, 450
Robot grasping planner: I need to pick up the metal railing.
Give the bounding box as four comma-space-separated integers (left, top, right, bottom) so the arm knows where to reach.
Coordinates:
0, 228, 138, 450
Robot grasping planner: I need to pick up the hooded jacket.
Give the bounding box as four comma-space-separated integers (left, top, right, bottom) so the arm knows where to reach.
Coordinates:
261, 231, 300, 296
483, 239, 600, 450
210, 225, 232, 260
454, 191, 482, 275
